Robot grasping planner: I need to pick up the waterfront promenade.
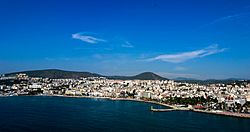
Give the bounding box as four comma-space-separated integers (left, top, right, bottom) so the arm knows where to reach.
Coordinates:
193, 109, 250, 119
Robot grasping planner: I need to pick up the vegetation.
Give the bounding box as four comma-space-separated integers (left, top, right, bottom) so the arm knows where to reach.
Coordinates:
6, 69, 103, 79
164, 96, 218, 105
6, 69, 168, 80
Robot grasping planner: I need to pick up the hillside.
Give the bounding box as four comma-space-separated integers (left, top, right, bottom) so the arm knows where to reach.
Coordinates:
131, 72, 167, 80
108, 72, 167, 80
6, 69, 103, 79
6, 69, 167, 80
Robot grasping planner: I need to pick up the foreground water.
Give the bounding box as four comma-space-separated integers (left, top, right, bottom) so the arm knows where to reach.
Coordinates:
0, 96, 250, 132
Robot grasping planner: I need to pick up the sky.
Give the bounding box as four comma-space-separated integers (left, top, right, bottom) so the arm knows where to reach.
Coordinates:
1, 0, 250, 79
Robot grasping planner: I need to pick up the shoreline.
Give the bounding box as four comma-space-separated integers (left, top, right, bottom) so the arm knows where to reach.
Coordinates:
2, 95, 250, 119
192, 109, 250, 119
49, 95, 176, 108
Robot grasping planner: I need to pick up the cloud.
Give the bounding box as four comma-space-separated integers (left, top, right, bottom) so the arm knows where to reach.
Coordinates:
174, 66, 187, 71
208, 14, 241, 25
202, 12, 250, 27
44, 57, 70, 61
72, 32, 106, 44
92, 54, 103, 59
147, 44, 226, 63
121, 41, 134, 48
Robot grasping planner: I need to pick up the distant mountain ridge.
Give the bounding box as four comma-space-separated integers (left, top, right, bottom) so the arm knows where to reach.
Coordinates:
173, 77, 197, 81
5, 69, 168, 80
174, 78, 250, 85
5, 69, 248, 83
109, 72, 167, 80
6, 69, 103, 79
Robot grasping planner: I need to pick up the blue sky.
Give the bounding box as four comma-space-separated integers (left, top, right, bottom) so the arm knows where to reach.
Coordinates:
1, 0, 250, 79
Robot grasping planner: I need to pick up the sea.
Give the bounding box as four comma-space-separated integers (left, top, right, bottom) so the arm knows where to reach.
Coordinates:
0, 96, 250, 132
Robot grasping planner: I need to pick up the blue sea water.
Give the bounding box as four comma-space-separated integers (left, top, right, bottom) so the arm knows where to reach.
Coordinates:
0, 96, 250, 132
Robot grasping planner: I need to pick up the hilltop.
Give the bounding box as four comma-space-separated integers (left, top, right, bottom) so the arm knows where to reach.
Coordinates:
5, 69, 102, 79
5, 69, 168, 80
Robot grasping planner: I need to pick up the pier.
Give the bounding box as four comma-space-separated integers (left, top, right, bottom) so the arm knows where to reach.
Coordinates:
150, 106, 190, 112
150, 106, 176, 112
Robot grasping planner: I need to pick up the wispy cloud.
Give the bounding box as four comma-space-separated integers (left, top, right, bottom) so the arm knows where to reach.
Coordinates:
44, 57, 71, 61
121, 41, 134, 48
147, 44, 226, 63
202, 12, 250, 27
174, 66, 187, 71
208, 14, 241, 25
72, 32, 106, 44
92, 54, 103, 59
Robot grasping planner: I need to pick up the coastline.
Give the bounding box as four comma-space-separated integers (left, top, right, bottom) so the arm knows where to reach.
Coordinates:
49, 95, 176, 108
2, 95, 250, 119
192, 109, 250, 119
46, 95, 250, 119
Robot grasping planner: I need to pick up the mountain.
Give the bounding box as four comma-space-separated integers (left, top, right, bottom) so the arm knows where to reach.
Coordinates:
131, 72, 167, 80
175, 78, 250, 85
173, 77, 197, 81
225, 78, 245, 81
5, 69, 167, 80
5, 69, 103, 79
5, 69, 248, 82
108, 72, 167, 80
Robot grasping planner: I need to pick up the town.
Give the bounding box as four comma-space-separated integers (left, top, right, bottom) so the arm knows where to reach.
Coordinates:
1, 73, 250, 115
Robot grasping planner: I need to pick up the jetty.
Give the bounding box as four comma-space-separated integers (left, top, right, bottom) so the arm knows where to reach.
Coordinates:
150, 106, 176, 112
150, 106, 190, 112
